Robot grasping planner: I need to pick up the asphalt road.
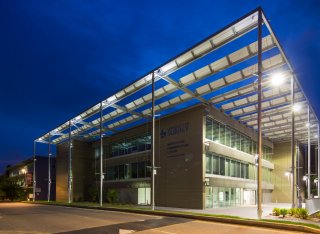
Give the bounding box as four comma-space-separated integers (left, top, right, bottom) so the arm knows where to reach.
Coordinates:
0, 202, 308, 234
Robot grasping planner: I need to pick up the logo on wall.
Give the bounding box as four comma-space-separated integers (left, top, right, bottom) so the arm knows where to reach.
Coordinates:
160, 122, 189, 138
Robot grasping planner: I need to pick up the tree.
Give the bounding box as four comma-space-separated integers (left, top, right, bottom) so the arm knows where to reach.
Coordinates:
0, 176, 27, 201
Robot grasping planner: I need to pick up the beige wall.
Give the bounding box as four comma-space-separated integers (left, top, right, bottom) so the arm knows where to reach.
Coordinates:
155, 105, 204, 209
56, 140, 93, 202
271, 142, 294, 203
56, 142, 68, 202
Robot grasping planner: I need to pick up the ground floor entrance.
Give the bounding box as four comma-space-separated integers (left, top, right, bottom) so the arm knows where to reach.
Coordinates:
205, 186, 256, 208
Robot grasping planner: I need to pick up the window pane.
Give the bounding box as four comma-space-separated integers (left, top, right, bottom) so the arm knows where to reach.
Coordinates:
230, 160, 235, 177
225, 128, 231, 147
225, 159, 230, 177
220, 157, 225, 175
212, 155, 219, 174
132, 163, 138, 178
206, 154, 212, 174
138, 161, 146, 178
220, 125, 225, 145
206, 118, 213, 140
212, 121, 219, 142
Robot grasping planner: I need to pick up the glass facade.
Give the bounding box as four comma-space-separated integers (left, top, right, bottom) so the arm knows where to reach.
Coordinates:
206, 186, 243, 208
206, 153, 249, 179
106, 161, 151, 180
206, 153, 272, 182
206, 117, 273, 161
111, 134, 151, 157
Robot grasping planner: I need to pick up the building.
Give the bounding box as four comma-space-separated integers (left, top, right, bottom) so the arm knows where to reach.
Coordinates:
6, 156, 56, 201
34, 8, 319, 210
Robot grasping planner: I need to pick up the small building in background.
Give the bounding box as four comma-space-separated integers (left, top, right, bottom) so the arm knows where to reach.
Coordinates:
5, 156, 56, 201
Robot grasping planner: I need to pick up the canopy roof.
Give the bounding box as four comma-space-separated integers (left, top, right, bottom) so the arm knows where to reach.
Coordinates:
36, 8, 318, 146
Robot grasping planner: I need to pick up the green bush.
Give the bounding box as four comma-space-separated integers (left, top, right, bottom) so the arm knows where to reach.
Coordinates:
107, 189, 119, 204
280, 208, 288, 217
288, 208, 298, 216
273, 207, 280, 216
296, 208, 309, 219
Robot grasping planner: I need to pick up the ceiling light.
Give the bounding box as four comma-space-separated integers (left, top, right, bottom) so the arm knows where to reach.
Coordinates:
292, 104, 302, 112
270, 73, 286, 86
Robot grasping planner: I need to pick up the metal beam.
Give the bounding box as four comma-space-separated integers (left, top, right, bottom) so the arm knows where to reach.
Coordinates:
48, 133, 51, 202
99, 102, 104, 207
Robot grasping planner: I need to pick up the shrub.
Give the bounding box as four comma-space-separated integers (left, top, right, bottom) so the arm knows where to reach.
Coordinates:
296, 208, 309, 219
107, 189, 119, 204
273, 207, 280, 216
280, 208, 288, 217
288, 208, 298, 216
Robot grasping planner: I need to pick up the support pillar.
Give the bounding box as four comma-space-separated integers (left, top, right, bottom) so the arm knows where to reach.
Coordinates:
308, 105, 311, 199
318, 123, 320, 197
33, 141, 36, 202
100, 102, 104, 207
291, 74, 295, 207
257, 8, 263, 219
68, 120, 73, 203
151, 72, 155, 211
48, 133, 51, 202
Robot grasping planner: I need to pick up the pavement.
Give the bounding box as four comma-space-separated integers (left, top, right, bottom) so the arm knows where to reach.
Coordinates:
0, 202, 310, 234
157, 203, 293, 219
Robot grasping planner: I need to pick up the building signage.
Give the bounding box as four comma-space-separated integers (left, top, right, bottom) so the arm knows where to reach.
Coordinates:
160, 122, 189, 138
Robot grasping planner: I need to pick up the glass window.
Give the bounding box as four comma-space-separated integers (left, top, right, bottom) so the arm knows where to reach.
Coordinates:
225, 158, 230, 177
212, 155, 219, 174
131, 162, 138, 178
220, 157, 225, 176
219, 125, 226, 145
206, 118, 213, 140
212, 121, 219, 142
206, 155, 212, 174
225, 128, 231, 147
138, 161, 146, 178
230, 160, 235, 177
119, 165, 125, 180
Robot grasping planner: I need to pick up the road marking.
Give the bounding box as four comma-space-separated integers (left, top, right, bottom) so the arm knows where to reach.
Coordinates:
119, 229, 135, 234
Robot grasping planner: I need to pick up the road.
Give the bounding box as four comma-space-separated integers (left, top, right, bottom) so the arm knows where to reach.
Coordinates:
0, 202, 308, 234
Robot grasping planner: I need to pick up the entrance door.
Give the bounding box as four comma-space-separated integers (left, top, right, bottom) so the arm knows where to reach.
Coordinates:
138, 188, 151, 205
243, 190, 255, 205
205, 187, 213, 208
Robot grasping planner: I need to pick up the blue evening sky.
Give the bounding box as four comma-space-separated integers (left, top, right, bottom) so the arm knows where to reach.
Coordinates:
0, 0, 319, 173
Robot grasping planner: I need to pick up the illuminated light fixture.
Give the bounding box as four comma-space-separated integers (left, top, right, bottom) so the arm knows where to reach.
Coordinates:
107, 95, 116, 103
145, 74, 153, 82
20, 168, 26, 174
306, 123, 310, 128
284, 171, 290, 177
292, 104, 302, 112
214, 140, 219, 144
315, 134, 318, 138
75, 116, 81, 121
303, 175, 308, 181
270, 72, 286, 86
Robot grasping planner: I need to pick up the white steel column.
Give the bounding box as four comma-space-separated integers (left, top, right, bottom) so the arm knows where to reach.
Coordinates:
307, 105, 311, 199
291, 74, 295, 207
151, 72, 155, 211
33, 141, 36, 202
47, 133, 51, 202
318, 123, 320, 197
99, 102, 104, 207
68, 120, 73, 203
257, 8, 263, 219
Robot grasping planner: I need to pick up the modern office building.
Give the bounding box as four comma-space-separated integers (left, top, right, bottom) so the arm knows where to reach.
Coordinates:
34, 8, 319, 210
6, 156, 56, 201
